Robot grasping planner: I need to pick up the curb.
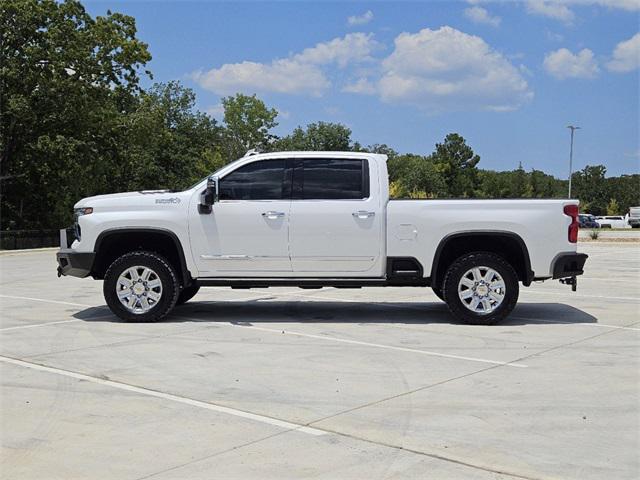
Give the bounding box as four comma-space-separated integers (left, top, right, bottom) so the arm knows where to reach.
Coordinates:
0, 247, 59, 256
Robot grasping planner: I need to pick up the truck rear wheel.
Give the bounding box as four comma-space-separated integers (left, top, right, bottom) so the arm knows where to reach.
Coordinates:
442, 252, 519, 325
103, 251, 179, 322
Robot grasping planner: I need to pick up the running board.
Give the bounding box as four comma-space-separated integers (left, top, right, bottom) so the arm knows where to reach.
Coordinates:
196, 277, 429, 288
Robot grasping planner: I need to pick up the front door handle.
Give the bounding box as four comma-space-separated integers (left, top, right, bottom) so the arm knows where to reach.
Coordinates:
352, 211, 375, 219
262, 211, 285, 219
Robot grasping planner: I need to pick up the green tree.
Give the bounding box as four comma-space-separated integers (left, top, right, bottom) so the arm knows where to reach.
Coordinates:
274, 122, 352, 151
387, 154, 446, 198
606, 198, 620, 216
352, 143, 398, 159
122, 81, 223, 190
1, 0, 151, 229
529, 169, 563, 198
572, 165, 608, 215
510, 162, 529, 197
221, 93, 278, 159
431, 133, 480, 197
606, 174, 640, 215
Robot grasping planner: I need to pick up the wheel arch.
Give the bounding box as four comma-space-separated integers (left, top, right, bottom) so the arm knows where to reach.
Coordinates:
430, 231, 533, 289
92, 228, 192, 286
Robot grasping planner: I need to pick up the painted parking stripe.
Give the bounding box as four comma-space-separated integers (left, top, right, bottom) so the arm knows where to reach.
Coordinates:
0, 294, 93, 308
510, 317, 640, 331
1, 291, 633, 348
519, 290, 638, 302
0, 319, 83, 331
0, 355, 325, 436
175, 316, 528, 368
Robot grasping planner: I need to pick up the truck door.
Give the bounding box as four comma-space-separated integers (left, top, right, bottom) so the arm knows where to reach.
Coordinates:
190, 158, 292, 275
288, 157, 384, 276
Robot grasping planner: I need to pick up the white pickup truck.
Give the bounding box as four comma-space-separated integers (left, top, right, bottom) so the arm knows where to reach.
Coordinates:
57, 151, 587, 325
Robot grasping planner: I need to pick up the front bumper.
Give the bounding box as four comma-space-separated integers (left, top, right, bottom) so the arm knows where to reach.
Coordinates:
57, 250, 95, 278
56, 228, 95, 278
552, 252, 588, 279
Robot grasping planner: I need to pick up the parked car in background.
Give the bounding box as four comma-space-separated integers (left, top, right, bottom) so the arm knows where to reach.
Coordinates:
578, 214, 599, 228
595, 215, 629, 229
629, 207, 640, 228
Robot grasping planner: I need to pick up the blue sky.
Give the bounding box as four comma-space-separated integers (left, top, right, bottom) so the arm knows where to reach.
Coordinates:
85, 1, 639, 177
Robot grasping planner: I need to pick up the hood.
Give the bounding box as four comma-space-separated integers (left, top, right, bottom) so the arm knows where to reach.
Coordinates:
74, 190, 190, 209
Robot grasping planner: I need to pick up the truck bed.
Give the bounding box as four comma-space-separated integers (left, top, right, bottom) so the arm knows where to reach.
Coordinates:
387, 199, 576, 279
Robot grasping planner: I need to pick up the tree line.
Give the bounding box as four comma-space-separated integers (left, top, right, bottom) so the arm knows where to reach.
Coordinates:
2, 0, 638, 232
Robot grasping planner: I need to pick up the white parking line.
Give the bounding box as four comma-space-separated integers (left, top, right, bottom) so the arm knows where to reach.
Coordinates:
0, 319, 82, 331
0, 294, 93, 308
510, 317, 640, 331
175, 316, 528, 368
2, 291, 634, 350
0, 355, 326, 436
579, 276, 640, 281
520, 290, 639, 302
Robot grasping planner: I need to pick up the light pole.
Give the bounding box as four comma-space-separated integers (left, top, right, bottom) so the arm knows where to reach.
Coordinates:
567, 125, 581, 198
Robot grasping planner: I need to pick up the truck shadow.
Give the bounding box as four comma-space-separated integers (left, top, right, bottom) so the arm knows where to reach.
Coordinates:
73, 300, 598, 326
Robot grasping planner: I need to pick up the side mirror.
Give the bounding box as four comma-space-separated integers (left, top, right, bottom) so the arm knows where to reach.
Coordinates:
198, 176, 218, 214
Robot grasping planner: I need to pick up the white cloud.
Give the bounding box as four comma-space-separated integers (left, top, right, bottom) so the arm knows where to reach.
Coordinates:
342, 77, 377, 94
526, 0, 639, 24
526, 0, 575, 23
546, 30, 564, 42
347, 10, 374, 26
577, 0, 639, 11
324, 106, 342, 116
372, 26, 532, 112
194, 26, 537, 113
192, 60, 329, 96
191, 33, 379, 96
294, 33, 379, 68
543, 48, 600, 79
205, 104, 224, 119
464, 6, 502, 27
607, 33, 640, 73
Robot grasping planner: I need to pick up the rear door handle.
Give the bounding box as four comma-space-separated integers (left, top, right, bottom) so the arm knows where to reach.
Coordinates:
262, 211, 285, 219
352, 211, 375, 219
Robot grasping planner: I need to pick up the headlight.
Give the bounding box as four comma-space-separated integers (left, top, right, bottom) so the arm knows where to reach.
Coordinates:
74, 207, 93, 216
73, 207, 92, 241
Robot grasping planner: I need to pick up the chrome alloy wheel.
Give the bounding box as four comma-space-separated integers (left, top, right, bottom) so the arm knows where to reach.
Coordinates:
116, 266, 163, 314
457, 266, 506, 314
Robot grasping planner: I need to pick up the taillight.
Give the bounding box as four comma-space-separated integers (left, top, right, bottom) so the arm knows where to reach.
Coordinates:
564, 204, 579, 243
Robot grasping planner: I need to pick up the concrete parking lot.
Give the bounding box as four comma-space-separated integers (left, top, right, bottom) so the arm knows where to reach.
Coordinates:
1, 243, 638, 480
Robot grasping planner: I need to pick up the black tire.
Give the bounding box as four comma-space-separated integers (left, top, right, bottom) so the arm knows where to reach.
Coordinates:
103, 251, 179, 322
442, 252, 519, 325
176, 284, 200, 305
431, 285, 444, 301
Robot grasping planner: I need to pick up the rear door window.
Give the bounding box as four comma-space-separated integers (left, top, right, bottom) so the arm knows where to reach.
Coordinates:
293, 158, 369, 200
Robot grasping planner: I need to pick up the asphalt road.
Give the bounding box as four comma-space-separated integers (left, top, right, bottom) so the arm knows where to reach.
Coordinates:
1, 243, 638, 480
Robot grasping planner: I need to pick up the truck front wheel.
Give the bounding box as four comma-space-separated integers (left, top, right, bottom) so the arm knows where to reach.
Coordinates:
103, 251, 179, 322
431, 286, 444, 301
442, 252, 519, 325
176, 284, 200, 305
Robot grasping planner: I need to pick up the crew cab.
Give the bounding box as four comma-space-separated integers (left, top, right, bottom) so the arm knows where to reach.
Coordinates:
57, 151, 587, 325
